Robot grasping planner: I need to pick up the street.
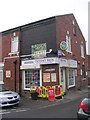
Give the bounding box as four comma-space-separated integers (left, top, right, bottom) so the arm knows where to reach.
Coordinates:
1, 92, 87, 119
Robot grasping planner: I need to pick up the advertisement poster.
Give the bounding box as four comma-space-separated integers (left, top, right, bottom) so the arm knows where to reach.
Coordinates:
51, 73, 56, 82
43, 73, 50, 82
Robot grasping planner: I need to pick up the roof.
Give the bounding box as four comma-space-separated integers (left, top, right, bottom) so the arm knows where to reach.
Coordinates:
1, 13, 74, 35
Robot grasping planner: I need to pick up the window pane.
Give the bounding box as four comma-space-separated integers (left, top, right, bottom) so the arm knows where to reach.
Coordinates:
66, 35, 71, 52
68, 69, 75, 87
11, 36, 18, 53
81, 44, 84, 57
25, 70, 40, 89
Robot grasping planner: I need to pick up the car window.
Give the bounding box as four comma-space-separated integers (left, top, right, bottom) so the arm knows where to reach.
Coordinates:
83, 98, 90, 105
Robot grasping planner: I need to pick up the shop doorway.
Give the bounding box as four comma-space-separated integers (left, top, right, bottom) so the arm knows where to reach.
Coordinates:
60, 68, 66, 93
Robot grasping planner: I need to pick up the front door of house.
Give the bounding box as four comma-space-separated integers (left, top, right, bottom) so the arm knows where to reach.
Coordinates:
60, 68, 66, 93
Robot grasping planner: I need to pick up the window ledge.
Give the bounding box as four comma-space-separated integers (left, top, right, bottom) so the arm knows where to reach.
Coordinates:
68, 85, 75, 88
66, 50, 72, 54
8, 52, 19, 56
81, 56, 85, 59
82, 78, 86, 80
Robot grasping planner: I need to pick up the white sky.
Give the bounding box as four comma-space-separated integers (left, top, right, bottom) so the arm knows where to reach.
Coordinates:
0, 0, 89, 52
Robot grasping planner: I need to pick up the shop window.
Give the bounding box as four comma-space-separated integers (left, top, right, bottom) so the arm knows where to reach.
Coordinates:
82, 65, 86, 79
68, 69, 75, 88
24, 70, 40, 89
11, 36, 18, 53
66, 33, 72, 53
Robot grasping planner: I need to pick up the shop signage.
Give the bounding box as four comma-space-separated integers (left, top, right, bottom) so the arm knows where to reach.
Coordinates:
68, 59, 77, 68
21, 57, 77, 70
60, 41, 67, 50
31, 43, 47, 58
48, 88, 55, 101
45, 69, 55, 72
59, 58, 68, 67
22, 57, 58, 66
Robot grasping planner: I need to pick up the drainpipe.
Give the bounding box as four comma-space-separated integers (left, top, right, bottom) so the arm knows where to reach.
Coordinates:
13, 60, 17, 92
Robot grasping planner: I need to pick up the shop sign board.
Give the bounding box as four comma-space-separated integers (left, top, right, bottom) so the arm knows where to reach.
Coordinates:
48, 88, 55, 101
21, 57, 59, 66
59, 58, 68, 67
68, 59, 77, 68
31, 43, 47, 58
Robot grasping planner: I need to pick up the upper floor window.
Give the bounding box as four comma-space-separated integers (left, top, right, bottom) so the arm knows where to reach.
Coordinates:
80, 44, 84, 58
72, 20, 76, 36
66, 32, 71, 53
11, 36, 18, 53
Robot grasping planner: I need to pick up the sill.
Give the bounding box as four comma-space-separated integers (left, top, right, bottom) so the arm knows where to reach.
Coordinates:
82, 78, 86, 80
66, 50, 72, 54
24, 88, 30, 90
81, 56, 85, 59
8, 52, 19, 56
68, 85, 75, 89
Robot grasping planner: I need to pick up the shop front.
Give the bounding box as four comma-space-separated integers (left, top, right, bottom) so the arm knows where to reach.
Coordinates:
20, 57, 59, 91
20, 57, 77, 93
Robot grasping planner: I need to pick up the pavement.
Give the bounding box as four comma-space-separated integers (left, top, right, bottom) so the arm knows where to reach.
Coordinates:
19, 87, 88, 109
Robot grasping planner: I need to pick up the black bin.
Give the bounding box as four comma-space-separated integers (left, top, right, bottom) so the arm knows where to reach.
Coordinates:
31, 92, 38, 100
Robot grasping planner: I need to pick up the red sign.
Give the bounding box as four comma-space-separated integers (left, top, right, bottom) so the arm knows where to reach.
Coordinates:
48, 88, 55, 101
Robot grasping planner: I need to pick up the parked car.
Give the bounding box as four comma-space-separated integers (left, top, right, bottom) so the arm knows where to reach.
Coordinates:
0, 84, 20, 107
77, 97, 90, 119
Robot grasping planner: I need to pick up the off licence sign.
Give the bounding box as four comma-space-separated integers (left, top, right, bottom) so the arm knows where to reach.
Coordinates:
60, 41, 67, 50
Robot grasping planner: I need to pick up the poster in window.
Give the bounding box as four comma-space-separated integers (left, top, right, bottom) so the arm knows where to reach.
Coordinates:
43, 73, 50, 82
51, 73, 56, 82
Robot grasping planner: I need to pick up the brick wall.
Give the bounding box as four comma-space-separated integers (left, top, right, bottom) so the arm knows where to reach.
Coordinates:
56, 14, 88, 88
2, 31, 21, 92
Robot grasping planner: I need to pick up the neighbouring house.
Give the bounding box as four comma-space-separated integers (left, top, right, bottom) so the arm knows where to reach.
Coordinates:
1, 13, 88, 96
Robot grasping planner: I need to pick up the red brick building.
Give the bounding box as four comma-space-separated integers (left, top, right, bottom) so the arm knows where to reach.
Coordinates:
1, 14, 88, 95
